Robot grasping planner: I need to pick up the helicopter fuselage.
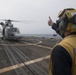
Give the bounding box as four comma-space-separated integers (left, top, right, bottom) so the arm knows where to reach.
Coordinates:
3, 27, 22, 40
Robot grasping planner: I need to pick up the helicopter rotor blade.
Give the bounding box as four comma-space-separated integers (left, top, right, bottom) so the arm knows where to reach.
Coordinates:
15, 20, 37, 23
10, 20, 37, 24
0, 19, 37, 23
0, 19, 7, 21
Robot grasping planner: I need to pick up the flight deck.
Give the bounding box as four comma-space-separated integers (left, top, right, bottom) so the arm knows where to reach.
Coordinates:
0, 37, 58, 75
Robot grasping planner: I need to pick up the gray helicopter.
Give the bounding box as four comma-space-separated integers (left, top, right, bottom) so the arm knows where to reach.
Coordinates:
0, 19, 23, 40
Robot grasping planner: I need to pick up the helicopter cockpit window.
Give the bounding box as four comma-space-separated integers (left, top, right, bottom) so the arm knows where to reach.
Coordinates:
16, 28, 20, 33
12, 28, 16, 32
11, 28, 20, 33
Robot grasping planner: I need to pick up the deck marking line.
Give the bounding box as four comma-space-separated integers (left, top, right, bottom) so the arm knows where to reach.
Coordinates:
0, 55, 50, 73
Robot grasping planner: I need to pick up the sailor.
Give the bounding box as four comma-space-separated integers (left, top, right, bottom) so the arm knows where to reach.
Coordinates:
48, 8, 76, 75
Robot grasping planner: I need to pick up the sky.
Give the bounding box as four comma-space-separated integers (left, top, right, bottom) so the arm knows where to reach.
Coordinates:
0, 0, 76, 34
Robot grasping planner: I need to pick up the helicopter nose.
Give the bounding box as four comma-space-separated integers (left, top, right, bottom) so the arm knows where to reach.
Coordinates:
14, 33, 22, 39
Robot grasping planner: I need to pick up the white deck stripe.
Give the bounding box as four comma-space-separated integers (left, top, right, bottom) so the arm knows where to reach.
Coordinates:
1, 44, 53, 49
0, 55, 50, 73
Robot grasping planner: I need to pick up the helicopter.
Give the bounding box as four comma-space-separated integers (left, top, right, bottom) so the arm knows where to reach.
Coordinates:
0, 19, 23, 40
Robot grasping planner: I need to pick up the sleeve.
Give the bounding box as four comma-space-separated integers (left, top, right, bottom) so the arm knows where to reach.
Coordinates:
51, 23, 61, 35
52, 23, 58, 31
51, 45, 72, 75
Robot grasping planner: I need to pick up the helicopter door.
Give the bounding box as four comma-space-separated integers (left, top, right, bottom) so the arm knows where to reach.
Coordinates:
3, 28, 5, 36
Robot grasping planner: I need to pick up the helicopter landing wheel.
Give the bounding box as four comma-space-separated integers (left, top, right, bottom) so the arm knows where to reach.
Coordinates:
1, 37, 3, 39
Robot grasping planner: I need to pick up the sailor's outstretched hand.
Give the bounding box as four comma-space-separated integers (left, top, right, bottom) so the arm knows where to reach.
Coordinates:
48, 16, 53, 26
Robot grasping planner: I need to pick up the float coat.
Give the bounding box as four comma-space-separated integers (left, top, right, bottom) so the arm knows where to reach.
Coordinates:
49, 34, 76, 75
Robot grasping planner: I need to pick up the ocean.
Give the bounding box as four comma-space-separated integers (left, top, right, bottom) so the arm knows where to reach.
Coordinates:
24, 34, 62, 39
